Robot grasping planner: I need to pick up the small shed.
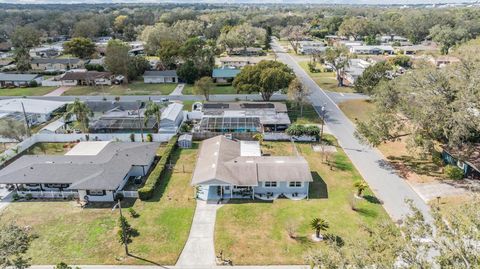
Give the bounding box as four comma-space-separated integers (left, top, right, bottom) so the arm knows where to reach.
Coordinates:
178, 134, 193, 148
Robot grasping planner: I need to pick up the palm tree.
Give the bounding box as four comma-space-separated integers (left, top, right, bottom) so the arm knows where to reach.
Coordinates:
143, 101, 161, 129
65, 98, 92, 133
354, 181, 368, 197
311, 217, 329, 239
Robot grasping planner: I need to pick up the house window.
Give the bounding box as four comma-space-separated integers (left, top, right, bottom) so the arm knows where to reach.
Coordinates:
45, 183, 69, 189
264, 181, 277, 188
289, 181, 303, 188
87, 190, 106, 196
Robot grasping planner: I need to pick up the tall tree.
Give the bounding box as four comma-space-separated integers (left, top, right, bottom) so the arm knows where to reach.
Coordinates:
105, 40, 130, 83
177, 60, 198, 84
156, 40, 180, 70
233, 60, 295, 101
354, 62, 393, 95
65, 98, 92, 133
0, 118, 27, 142
143, 101, 161, 129
279, 25, 307, 54
429, 25, 468, 55
63, 37, 96, 59
338, 17, 377, 40
194, 76, 214, 101
217, 23, 266, 51
287, 78, 311, 116
11, 26, 40, 72
320, 46, 350, 86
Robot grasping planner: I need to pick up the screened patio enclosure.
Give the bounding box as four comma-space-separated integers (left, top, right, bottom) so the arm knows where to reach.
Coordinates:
199, 116, 262, 133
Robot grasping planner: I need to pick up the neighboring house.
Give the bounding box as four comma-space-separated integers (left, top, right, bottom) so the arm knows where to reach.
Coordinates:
0, 42, 12, 52
227, 47, 264, 56
0, 141, 159, 202
429, 56, 461, 68
31, 58, 83, 72
143, 70, 178, 84
0, 98, 65, 125
30, 47, 61, 58
218, 57, 262, 69
194, 102, 291, 137
341, 59, 372, 86
442, 144, 480, 180
87, 58, 105, 66
89, 107, 158, 134
378, 35, 409, 44
0, 59, 13, 69
159, 102, 184, 134
192, 135, 313, 201
38, 119, 67, 134
298, 41, 326, 55
212, 68, 241, 83
0, 73, 43, 87
350, 45, 394, 55
399, 44, 438, 55
60, 71, 113, 86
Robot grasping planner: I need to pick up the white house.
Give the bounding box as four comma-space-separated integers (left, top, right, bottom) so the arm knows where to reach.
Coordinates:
143, 70, 178, 84
341, 59, 372, 86
350, 45, 395, 55
159, 102, 184, 134
0, 141, 159, 202
0, 73, 43, 87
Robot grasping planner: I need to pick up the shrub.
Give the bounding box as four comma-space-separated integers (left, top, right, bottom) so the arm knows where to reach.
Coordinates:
444, 165, 464, 180
25, 193, 33, 200
146, 133, 153, 142
12, 193, 20, 201
138, 136, 178, 200
129, 208, 139, 218
29, 80, 38, 87
129, 133, 135, 142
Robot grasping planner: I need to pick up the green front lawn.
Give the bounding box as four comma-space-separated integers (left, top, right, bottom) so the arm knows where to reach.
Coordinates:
182, 84, 237, 95
215, 137, 389, 265
286, 100, 322, 124
0, 144, 198, 265
0, 87, 57, 96
62, 81, 177, 96
298, 61, 355, 93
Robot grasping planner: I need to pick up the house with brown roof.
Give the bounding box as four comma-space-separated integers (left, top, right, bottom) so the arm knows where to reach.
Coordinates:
192, 135, 312, 201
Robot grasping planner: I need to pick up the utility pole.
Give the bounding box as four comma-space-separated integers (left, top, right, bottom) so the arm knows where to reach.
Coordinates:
320, 104, 326, 142
20, 101, 31, 137
137, 100, 144, 142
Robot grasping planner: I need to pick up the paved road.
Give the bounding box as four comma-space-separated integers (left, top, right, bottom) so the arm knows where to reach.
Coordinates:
272, 40, 432, 222
176, 201, 221, 267
0, 94, 287, 102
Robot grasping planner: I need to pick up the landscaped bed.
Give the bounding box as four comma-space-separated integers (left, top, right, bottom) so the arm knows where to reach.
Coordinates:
214, 137, 389, 265
62, 81, 177, 96
0, 143, 198, 265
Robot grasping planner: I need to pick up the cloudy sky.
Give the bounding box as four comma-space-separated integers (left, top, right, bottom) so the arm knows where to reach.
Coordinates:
0, 0, 478, 4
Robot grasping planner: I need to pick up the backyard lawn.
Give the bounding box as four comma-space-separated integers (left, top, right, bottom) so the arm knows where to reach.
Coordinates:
182, 84, 237, 95
215, 137, 389, 265
24, 142, 75, 155
0, 86, 57, 96
0, 144, 198, 265
62, 81, 177, 96
298, 61, 356, 93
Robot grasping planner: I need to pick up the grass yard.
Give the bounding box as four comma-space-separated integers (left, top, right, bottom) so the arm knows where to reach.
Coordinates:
182, 84, 237, 95
215, 137, 389, 265
24, 142, 75, 155
339, 99, 444, 183
0, 144, 198, 265
286, 100, 322, 124
63, 81, 176, 96
298, 61, 355, 94
0, 87, 57, 96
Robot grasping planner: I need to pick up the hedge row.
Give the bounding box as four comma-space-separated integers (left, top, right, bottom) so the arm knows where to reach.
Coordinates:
138, 136, 178, 200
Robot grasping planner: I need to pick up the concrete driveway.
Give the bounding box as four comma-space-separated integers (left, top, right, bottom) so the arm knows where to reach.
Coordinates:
176, 200, 222, 267
271, 40, 432, 223
43, 86, 71, 96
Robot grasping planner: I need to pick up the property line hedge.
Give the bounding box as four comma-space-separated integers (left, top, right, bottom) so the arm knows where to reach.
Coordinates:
138, 136, 178, 200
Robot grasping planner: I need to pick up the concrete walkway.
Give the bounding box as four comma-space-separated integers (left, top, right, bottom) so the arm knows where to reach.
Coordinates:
176, 200, 222, 267
43, 86, 71, 96
29, 265, 308, 269
170, 84, 185, 96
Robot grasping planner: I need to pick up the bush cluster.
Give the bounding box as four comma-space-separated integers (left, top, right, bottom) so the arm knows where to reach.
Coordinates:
138, 136, 178, 200
286, 124, 320, 137
444, 165, 464, 180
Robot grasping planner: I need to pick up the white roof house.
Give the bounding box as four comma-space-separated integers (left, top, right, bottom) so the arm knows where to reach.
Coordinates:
350, 45, 395, 55
159, 103, 184, 134
0, 98, 66, 125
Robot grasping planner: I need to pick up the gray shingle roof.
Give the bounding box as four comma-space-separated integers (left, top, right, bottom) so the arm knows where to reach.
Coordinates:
143, 70, 177, 77
31, 58, 81, 65
0, 142, 160, 190
0, 73, 41, 82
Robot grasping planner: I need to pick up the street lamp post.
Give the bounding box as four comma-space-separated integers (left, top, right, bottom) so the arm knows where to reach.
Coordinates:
320, 104, 326, 142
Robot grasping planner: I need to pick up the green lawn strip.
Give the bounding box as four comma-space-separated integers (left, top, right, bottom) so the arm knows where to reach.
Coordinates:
182, 84, 237, 95
215, 137, 389, 265
297, 61, 355, 94
62, 82, 176, 96
286, 100, 322, 124
338, 99, 375, 123
0, 144, 198, 265
0, 87, 58, 96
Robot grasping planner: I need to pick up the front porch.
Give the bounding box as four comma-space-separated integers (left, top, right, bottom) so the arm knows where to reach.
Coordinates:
196, 185, 308, 201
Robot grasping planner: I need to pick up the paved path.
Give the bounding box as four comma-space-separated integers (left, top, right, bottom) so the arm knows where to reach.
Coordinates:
29, 265, 308, 269
43, 86, 71, 96
272, 39, 432, 222
176, 200, 222, 267
0, 185, 12, 213
170, 84, 185, 96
